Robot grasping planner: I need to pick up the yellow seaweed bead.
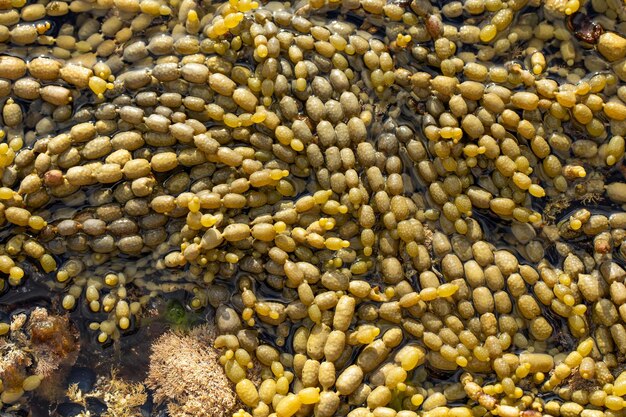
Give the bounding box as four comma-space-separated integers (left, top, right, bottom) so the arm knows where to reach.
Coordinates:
464, 145, 480, 157
225, 253, 239, 263
104, 273, 118, 286
608, 155, 617, 165
242, 308, 253, 321
0, 256, 14, 274
255, 303, 270, 316
480, 24, 497, 42
9, 266, 23, 280
119, 317, 130, 330
420, 287, 438, 301
400, 347, 424, 371
224, 13, 243, 29
314, 190, 332, 204
276, 393, 301, 417
605, 395, 625, 411
440, 126, 455, 139
396, 33, 412, 47
224, 113, 240, 128
141, 0, 161, 14
233, 409, 250, 417
213, 21, 228, 36
256, 44, 268, 58
57, 270, 70, 283
251, 112, 266, 123
290, 139, 304, 151
295, 78, 307, 91
528, 184, 545, 198
450, 408, 472, 417
570, 218, 582, 230
411, 394, 424, 407
515, 363, 531, 379
474, 346, 489, 361
40, 254, 56, 273
187, 9, 199, 22
201, 214, 217, 228
385, 366, 407, 388
188, 196, 201, 213
298, 387, 320, 404
0, 187, 13, 199
9, 137, 22, 151
356, 326, 380, 344
237, 0, 252, 11
273, 221, 286, 233
236, 379, 259, 407
437, 283, 458, 298
564, 0, 580, 14
270, 169, 286, 180
190, 298, 202, 309
28, 216, 46, 230
569, 166, 586, 177
89, 76, 108, 97
614, 372, 626, 396
324, 237, 350, 251
577, 338, 594, 356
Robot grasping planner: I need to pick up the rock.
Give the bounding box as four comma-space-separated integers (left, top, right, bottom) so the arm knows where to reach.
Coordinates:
216, 306, 242, 334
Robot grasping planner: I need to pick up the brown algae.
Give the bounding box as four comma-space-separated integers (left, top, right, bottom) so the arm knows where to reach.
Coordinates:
0, 0, 626, 416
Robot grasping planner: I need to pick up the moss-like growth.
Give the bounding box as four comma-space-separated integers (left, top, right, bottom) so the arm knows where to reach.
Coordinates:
145, 325, 242, 417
